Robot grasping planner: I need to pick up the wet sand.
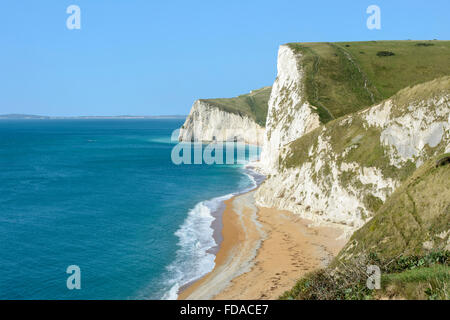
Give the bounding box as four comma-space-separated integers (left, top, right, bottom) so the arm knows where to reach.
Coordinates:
178, 190, 347, 300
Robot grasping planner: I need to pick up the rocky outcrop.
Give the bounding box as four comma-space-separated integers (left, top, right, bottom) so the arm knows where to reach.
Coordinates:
178, 100, 265, 145
259, 45, 320, 173
255, 77, 450, 230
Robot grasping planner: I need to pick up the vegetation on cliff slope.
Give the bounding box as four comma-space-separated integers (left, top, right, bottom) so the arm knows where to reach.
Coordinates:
281, 154, 450, 300
282, 76, 449, 182
287, 40, 450, 123
338, 153, 450, 263
280, 250, 449, 300
200, 86, 271, 127
259, 77, 448, 228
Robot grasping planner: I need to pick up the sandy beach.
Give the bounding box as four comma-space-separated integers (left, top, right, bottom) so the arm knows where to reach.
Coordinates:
178, 190, 347, 300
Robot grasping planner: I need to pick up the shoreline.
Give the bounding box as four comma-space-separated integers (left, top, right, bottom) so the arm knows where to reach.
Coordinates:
172, 165, 265, 298
178, 190, 263, 299
178, 186, 348, 300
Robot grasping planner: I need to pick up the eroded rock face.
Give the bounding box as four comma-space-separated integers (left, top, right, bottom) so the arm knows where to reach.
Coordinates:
255, 82, 449, 230
363, 95, 450, 168
255, 136, 399, 230
259, 45, 320, 173
178, 100, 265, 145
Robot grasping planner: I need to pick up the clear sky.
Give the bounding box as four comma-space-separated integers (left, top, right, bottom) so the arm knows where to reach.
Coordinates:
0, 0, 448, 116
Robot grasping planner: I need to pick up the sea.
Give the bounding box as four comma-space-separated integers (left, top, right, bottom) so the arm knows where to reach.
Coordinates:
0, 119, 263, 299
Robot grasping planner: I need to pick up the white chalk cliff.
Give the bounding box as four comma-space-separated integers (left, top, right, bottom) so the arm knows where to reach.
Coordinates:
255, 75, 450, 230
259, 45, 320, 174
178, 100, 265, 145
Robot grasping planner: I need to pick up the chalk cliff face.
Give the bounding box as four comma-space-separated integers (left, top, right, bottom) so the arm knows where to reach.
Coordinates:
255, 77, 450, 230
259, 45, 320, 173
178, 100, 265, 145
179, 41, 449, 232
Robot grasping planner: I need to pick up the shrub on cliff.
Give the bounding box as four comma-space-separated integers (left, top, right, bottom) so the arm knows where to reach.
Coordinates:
280, 250, 449, 300
376, 51, 395, 57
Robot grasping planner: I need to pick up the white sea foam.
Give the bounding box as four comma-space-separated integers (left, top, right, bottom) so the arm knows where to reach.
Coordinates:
162, 193, 233, 300
240, 170, 258, 193
162, 162, 264, 300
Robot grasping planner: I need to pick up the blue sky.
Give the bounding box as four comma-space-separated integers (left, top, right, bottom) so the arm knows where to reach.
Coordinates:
0, 0, 448, 116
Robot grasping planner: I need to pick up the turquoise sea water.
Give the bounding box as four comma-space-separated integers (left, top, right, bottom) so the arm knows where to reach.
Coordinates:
0, 119, 259, 299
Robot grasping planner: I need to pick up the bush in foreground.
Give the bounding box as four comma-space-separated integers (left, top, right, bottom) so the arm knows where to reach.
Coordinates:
280, 250, 449, 300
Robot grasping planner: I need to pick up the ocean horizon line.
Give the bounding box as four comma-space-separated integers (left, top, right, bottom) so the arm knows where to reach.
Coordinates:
0, 114, 187, 120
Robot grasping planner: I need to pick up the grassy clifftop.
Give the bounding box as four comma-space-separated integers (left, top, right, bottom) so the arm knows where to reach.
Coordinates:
191, 41, 449, 128
200, 86, 271, 127
287, 40, 450, 123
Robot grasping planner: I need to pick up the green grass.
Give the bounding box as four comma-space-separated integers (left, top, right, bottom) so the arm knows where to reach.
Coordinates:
390, 76, 450, 111
338, 40, 450, 99
286, 40, 450, 124
200, 86, 271, 127
383, 265, 449, 284
381, 265, 449, 300
287, 42, 378, 123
